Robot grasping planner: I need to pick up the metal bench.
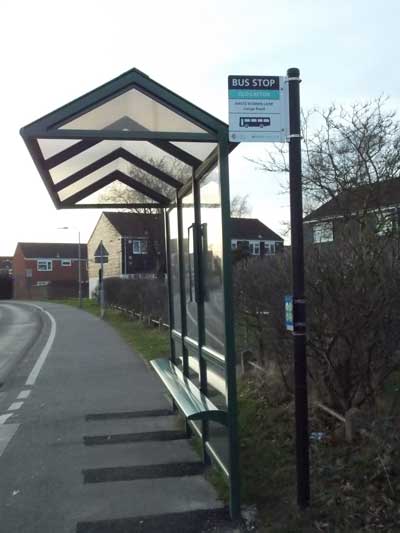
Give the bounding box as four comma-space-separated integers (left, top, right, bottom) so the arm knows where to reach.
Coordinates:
150, 358, 227, 425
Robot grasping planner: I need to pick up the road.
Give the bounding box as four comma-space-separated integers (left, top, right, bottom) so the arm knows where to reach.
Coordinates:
0, 301, 237, 532
0, 302, 43, 385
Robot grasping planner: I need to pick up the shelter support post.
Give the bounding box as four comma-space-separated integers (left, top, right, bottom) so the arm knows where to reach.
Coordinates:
218, 136, 241, 520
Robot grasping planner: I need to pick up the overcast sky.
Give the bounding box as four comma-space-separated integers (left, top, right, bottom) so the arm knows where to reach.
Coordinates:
1, 0, 399, 255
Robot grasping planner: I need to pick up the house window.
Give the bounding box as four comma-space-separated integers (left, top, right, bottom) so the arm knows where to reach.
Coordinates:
237, 240, 249, 251
248, 241, 260, 255
231, 240, 237, 250
132, 239, 148, 254
312, 222, 334, 243
61, 259, 72, 267
270, 243, 276, 254
37, 260, 52, 271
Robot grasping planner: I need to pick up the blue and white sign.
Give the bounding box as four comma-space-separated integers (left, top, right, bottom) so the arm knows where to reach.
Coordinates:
285, 294, 294, 332
228, 75, 289, 142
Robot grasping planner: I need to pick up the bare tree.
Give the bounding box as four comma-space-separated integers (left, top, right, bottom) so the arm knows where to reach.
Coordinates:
231, 194, 252, 218
252, 97, 400, 215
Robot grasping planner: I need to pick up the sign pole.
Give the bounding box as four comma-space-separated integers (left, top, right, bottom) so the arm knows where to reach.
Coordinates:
287, 67, 310, 508
100, 240, 105, 319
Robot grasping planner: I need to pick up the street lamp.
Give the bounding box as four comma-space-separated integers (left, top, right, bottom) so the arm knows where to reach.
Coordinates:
57, 226, 82, 308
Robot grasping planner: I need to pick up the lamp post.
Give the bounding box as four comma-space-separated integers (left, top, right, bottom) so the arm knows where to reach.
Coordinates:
58, 226, 82, 308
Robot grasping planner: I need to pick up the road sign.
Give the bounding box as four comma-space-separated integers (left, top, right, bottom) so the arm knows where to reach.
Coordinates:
94, 242, 109, 263
228, 75, 289, 142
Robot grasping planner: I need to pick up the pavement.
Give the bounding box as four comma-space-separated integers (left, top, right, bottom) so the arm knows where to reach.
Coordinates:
0, 301, 241, 533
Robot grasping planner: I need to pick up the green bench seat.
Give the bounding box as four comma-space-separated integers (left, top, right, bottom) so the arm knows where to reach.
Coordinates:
150, 358, 227, 426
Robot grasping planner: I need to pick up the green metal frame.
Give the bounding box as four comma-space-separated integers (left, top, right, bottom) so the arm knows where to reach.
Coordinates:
20, 67, 241, 520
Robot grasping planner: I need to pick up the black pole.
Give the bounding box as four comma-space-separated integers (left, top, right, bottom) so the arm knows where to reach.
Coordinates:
287, 67, 310, 508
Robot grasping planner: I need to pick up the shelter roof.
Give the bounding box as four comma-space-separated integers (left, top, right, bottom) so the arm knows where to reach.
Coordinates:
20, 68, 237, 210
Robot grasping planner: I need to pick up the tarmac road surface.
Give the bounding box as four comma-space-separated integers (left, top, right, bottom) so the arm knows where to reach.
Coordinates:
0, 302, 43, 385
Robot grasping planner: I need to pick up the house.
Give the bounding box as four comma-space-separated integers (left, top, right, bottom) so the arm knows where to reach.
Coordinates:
13, 242, 88, 300
87, 212, 165, 296
303, 178, 400, 245
230, 217, 284, 256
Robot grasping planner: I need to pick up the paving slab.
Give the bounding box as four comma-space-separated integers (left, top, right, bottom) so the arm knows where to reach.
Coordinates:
81, 439, 200, 469
82, 414, 181, 436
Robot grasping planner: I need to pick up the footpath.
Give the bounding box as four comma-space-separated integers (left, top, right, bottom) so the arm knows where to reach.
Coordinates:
0, 302, 239, 533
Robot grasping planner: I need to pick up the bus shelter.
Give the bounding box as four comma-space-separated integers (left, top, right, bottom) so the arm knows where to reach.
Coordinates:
20, 68, 241, 518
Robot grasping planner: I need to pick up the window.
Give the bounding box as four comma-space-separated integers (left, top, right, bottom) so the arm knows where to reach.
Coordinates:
61, 259, 71, 267
237, 240, 249, 251
231, 240, 237, 250
36, 281, 50, 287
132, 239, 148, 254
248, 241, 260, 255
312, 222, 334, 243
37, 260, 52, 271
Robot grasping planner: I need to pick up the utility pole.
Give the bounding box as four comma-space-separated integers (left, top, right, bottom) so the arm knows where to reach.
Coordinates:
287, 67, 310, 508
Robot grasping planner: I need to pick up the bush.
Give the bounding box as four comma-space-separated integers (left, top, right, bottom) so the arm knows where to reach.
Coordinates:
234, 232, 400, 412
103, 277, 168, 322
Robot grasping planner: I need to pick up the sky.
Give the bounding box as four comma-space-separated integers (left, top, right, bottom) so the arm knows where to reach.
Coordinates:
1, 0, 400, 255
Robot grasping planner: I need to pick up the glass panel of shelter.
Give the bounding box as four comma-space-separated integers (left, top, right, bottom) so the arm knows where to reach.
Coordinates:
74, 180, 165, 205
37, 138, 81, 160
168, 206, 184, 360
199, 167, 229, 471
57, 86, 209, 134
168, 165, 229, 471
46, 140, 192, 185
58, 160, 177, 203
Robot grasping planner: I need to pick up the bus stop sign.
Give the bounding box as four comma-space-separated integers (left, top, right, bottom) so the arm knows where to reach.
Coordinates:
228, 75, 289, 142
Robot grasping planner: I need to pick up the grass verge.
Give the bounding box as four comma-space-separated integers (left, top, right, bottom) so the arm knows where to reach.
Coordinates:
53, 298, 170, 361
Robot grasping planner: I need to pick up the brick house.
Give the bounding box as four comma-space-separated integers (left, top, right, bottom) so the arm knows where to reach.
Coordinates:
87, 212, 165, 296
13, 242, 88, 300
231, 217, 284, 256
303, 178, 400, 245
